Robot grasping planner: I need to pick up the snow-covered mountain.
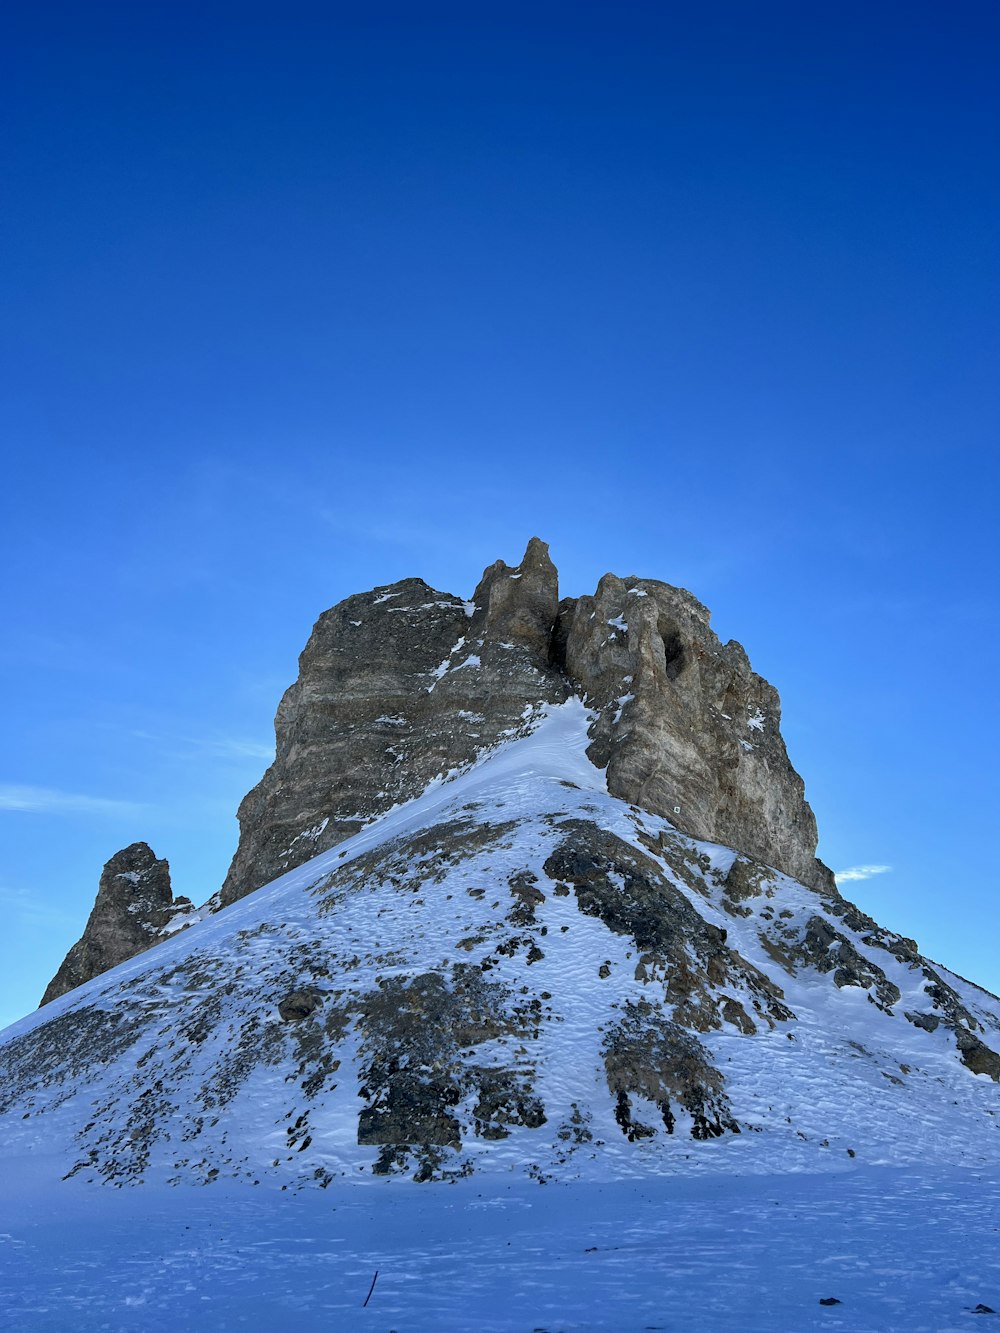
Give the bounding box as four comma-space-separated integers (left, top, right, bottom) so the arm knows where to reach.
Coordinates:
1, 541, 998, 1190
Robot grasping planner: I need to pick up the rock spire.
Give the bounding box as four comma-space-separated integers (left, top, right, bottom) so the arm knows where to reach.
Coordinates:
41, 843, 191, 1005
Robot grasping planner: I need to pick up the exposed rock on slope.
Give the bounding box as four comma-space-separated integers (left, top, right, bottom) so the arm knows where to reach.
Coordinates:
5, 706, 999, 1189
40, 843, 191, 1005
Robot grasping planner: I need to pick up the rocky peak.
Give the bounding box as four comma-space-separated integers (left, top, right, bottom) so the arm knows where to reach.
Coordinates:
219, 539, 569, 905
13, 551, 999, 1187
43, 540, 833, 1002
218, 540, 832, 906
40, 843, 190, 1006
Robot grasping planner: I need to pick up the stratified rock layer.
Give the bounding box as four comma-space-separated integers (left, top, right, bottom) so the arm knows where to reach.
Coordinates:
221, 539, 832, 906
40, 843, 185, 1005
220, 538, 568, 904
559, 574, 834, 892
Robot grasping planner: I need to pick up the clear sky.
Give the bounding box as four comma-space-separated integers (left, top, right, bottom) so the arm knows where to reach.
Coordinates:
1, 2, 998, 1029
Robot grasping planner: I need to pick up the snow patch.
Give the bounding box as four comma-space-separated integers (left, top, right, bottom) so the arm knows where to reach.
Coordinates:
612, 693, 634, 724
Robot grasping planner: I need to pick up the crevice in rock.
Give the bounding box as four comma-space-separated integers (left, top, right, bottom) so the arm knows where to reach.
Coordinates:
658, 619, 688, 680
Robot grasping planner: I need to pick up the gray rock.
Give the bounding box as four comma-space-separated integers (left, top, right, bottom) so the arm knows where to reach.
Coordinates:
40, 844, 178, 1006
560, 572, 835, 892
221, 541, 831, 906
797, 915, 902, 1010
277, 989, 324, 1022
603, 998, 739, 1141
220, 539, 568, 905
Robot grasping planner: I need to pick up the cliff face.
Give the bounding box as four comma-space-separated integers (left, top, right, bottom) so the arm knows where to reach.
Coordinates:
559, 573, 834, 894
220, 538, 831, 907
219, 538, 568, 905
41, 843, 190, 1005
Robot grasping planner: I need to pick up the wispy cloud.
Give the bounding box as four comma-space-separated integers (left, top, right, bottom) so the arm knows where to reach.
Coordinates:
0, 785, 144, 816
208, 737, 274, 761
834, 864, 893, 884
130, 730, 274, 763
0, 884, 76, 930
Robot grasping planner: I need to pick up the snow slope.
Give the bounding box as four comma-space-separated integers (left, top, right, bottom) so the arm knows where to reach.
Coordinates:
1, 701, 997, 1193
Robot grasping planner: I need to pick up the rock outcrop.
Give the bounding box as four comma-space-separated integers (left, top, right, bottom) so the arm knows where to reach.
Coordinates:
558, 574, 834, 892
220, 538, 568, 904
221, 538, 832, 906
40, 539, 834, 1001
40, 843, 191, 1005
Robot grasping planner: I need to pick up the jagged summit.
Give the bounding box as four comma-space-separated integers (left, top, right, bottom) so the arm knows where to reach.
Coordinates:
6, 541, 997, 1190
219, 537, 831, 913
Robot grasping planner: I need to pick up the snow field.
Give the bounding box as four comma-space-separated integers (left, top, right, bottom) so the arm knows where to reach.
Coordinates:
1, 1166, 999, 1331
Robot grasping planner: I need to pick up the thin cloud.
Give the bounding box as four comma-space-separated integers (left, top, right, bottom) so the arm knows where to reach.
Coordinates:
208, 737, 274, 761
0, 885, 76, 931
130, 730, 274, 763
0, 784, 144, 816
834, 864, 893, 884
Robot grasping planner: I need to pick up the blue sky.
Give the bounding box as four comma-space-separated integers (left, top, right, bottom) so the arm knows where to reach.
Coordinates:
1, 2, 998, 1027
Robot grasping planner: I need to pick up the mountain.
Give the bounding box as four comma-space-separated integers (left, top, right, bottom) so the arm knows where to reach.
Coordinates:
3, 540, 998, 1189
40, 536, 831, 1004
